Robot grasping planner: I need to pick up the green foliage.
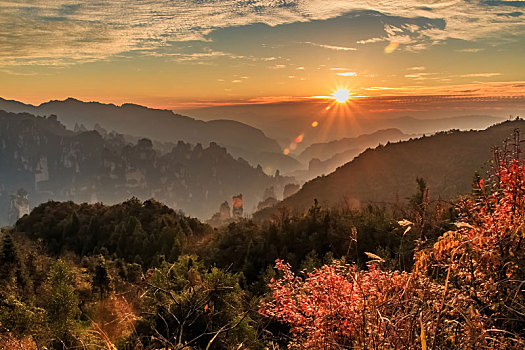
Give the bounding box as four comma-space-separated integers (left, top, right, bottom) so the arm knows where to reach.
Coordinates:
0, 179, 458, 348
0, 296, 45, 339
138, 255, 260, 349
0, 233, 32, 300
16, 198, 212, 268
46, 259, 80, 339
92, 256, 112, 300
0, 233, 18, 267
203, 190, 453, 291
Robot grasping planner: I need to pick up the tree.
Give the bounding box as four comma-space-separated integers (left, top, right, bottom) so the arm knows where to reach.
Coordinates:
46, 259, 80, 345
92, 256, 112, 300
0, 233, 32, 299
0, 233, 19, 281
139, 255, 259, 349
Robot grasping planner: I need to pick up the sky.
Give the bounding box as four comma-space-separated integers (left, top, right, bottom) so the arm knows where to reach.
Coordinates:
1, 1, 524, 116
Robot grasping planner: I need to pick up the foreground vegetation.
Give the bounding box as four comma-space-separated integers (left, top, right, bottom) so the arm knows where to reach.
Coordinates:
1, 148, 524, 348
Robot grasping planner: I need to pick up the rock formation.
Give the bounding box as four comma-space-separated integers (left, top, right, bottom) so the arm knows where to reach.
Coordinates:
232, 194, 243, 218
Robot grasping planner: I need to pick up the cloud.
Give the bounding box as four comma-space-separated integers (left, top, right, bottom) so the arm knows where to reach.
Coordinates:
1, 1, 524, 66
459, 73, 502, 78
364, 87, 397, 90
404, 72, 439, 81
161, 50, 249, 62
336, 72, 357, 77
456, 48, 485, 53
356, 37, 385, 44
304, 42, 357, 51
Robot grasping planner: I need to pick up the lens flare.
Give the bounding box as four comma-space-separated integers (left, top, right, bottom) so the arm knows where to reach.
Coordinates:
311, 121, 319, 127
384, 41, 399, 54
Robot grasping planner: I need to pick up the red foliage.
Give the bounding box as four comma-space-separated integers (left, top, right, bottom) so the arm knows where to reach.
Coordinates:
261, 155, 525, 349
261, 260, 432, 348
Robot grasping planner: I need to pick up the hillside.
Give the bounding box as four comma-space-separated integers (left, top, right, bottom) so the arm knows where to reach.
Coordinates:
255, 120, 525, 219
289, 128, 413, 181
298, 128, 411, 162
0, 110, 294, 225
0, 97, 301, 174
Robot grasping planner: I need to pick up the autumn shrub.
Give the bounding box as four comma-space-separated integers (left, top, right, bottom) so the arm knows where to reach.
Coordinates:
261, 154, 525, 349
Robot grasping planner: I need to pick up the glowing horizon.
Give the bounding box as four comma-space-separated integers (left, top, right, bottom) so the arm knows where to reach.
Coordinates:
0, 1, 524, 112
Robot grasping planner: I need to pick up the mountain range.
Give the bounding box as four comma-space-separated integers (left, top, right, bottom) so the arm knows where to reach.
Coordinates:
182, 100, 505, 147
0, 110, 296, 226
0, 97, 301, 174
254, 119, 525, 220
298, 128, 412, 162
288, 128, 413, 182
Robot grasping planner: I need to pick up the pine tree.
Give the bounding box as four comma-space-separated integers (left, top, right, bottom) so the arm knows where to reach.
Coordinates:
47, 259, 79, 336
0, 232, 18, 265
0, 233, 20, 284
92, 256, 112, 300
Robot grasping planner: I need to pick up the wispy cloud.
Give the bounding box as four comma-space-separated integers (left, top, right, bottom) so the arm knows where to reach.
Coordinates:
459, 73, 502, 78
456, 48, 485, 53
404, 72, 440, 81
162, 50, 248, 62
304, 41, 357, 51
356, 37, 385, 44
364, 87, 398, 91
408, 66, 426, 71
1, 1, 524, 66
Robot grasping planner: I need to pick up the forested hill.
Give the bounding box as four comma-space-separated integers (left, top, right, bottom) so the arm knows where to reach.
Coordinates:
0, 110, 292, 225
256, 119, 525, 219
15, 199, 211, 268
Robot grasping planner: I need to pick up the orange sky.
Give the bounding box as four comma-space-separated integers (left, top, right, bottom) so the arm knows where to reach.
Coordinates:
1, 1, 524, 110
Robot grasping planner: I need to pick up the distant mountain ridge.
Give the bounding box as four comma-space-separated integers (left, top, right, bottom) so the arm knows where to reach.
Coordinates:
0, 110, 294, 225
298, 128, 412, 162
0, 97, 302, 174
184, 100, 505, 145
376, 115, 505, 135
286, 129, 412, 182
255, 119, 525, 220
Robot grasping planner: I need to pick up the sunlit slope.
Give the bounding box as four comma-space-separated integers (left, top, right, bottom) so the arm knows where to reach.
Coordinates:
256, 119, 525, 218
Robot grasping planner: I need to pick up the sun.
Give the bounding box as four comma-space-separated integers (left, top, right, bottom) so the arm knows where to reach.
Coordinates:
333, 89, 350, 103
